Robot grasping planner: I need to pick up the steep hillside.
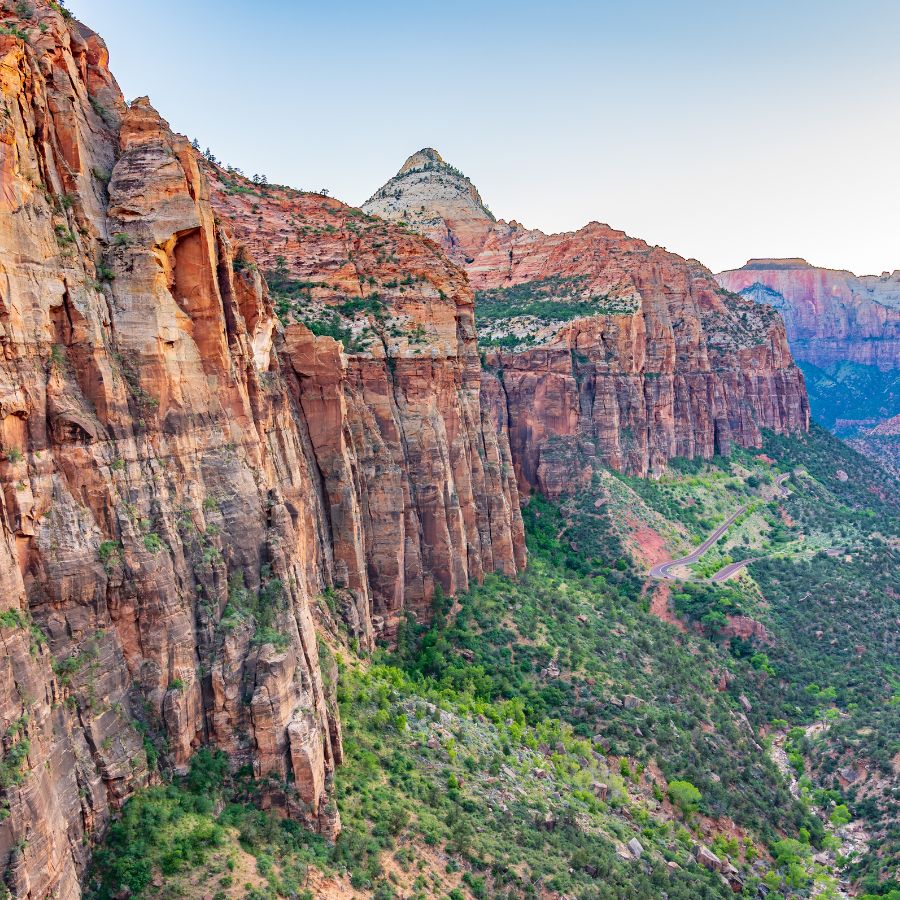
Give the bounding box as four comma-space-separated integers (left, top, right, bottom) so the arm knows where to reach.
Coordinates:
847, 413, 900, 479
6, 6, 896, 900
205, 165, 526, 640
717, 259, 900, 440
618, 427, 899, 893
364, 150, 809, 492
86, 429, 899, 899
0, 29, 340, 895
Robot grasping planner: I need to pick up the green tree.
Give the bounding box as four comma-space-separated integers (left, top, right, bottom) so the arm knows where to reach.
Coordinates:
668, 780, 702, 818
830, 804, 851, 827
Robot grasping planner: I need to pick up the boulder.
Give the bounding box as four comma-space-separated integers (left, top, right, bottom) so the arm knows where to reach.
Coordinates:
695, 846, 722, 872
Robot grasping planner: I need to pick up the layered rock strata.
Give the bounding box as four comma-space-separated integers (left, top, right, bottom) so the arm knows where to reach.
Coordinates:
206, 167, 526, 635
0, 9, 523, 897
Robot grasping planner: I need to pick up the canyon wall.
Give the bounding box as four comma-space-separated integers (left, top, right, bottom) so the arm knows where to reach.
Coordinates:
716, 258, 900, 372
364, 150, 809, 495
717, 259, 899, 437
0, 11, 815, 896
0, 8, 522, 897
206, 166, 526, 636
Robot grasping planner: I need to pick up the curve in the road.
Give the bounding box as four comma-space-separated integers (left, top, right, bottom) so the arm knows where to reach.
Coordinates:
648, 504, 747, 581
648, 473, 789, 583
710, 557, 758, 583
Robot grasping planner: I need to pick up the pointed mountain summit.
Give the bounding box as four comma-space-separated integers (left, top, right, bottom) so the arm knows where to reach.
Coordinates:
362, 148, 495, 263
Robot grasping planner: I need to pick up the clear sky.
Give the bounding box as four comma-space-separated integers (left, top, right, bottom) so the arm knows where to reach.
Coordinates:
69, 0, 900, 276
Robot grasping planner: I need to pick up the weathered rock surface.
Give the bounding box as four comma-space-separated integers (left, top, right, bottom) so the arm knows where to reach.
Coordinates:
717, 259, 900, 372
362, 147, 497, 268
0, 11, 528, 897
206, 166, 526, 637
365, 152, 809, 493
0, 6, 335, 894
695, 844, 723, 872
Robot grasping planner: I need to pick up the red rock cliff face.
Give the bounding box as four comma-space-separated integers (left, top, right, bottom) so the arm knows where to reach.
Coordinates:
364, 151, 809, 494
716, 259, 900, 372
0, 13, 525, 897
0, 8, 340, 896
207, 169, 526, 638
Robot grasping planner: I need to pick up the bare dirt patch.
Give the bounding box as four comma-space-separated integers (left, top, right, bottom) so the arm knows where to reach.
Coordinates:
648, 583, 687, 632
628, 522, 670, 568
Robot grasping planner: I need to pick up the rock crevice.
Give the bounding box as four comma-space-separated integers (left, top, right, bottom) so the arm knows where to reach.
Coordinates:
0, 11, 520, 897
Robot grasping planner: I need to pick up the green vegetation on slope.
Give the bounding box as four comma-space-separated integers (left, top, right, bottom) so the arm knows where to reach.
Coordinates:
798, 360, 899, 434
475, 276, 638, 349
744, 428, 899, 894
619, 426, 899, 894
335, 659, 733, 899
86, 749, 333, 900
84, 426, 897, 898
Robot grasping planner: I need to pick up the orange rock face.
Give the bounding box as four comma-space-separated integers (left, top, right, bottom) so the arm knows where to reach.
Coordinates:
0, 11, 812, 897
721, 616, 772, 645
364, 152, 810, 494
0, 7, 345, 894
207, 167, 526, 637
716, 258, 900, 372
0, 13, 526, 897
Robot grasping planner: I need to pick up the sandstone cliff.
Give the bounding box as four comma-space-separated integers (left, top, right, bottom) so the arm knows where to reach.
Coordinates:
716, 259, 900, 372
0, 8, 523, 898
205, 166, 526, 637
364, 152, 809, 493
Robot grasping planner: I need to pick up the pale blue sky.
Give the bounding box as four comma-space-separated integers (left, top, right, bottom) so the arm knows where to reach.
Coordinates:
70, 0, 900, 275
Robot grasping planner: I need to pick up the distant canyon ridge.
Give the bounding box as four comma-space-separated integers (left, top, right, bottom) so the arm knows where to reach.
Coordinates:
361, 148, 808, 497
716, 258, 899, 473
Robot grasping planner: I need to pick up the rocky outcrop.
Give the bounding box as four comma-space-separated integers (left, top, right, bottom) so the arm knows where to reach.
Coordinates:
0, 8, 345, 893
281, 324, 525, 640
716, 259, 900, 372
364, 152, 809, 493
363, 147, 497, 267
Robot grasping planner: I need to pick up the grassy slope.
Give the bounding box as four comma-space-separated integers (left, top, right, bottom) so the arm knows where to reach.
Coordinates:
618, 426, 899, 895
798, 360, 898, 434
745, 428, 899, 894
474, 276, 638, 349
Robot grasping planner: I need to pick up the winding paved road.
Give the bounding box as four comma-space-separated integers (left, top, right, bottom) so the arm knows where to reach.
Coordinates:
709, 557, 758, 583
648, 505, 748, 581
648, 473, 789, 583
